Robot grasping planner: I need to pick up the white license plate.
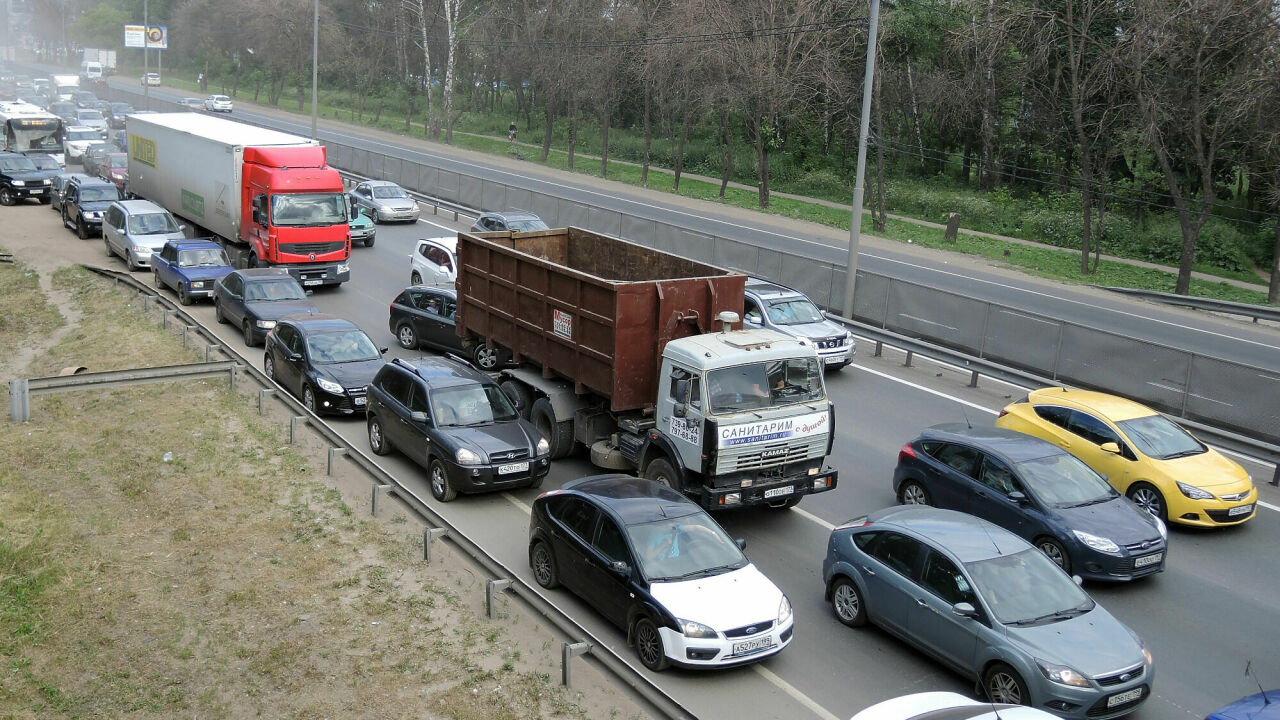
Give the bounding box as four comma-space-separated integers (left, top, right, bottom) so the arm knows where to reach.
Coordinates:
498, 461, 529, 475
763, 485, 794, 499
353, 396, 366, 406
1229, 504, 1253, 516
824, 355, 842, 365
303, 279, 322, 286
731, 636, 774, 656
1107, 687, 1144, 708
1133, 552, 1162, 568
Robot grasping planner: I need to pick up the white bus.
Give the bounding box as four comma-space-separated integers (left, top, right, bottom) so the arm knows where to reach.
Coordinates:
0, 101, 66, 165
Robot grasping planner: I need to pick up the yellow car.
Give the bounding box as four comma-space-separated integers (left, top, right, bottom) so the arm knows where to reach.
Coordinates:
996, 387, 1256, 528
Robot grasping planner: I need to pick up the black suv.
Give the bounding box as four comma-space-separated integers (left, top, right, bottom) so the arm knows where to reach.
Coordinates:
0, 152, 53, 205
366, 356, 550, 502
61, 176, 122, 238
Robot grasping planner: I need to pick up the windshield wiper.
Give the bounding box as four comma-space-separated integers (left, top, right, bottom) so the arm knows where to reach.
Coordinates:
1010, 608, 1083, 626
1067, 496, 1112, 508
1160, 449, 1203, 460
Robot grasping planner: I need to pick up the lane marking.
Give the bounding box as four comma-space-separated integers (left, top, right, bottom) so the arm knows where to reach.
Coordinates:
794, 508, 835, 531
503, 494, 534, 516
752, 664, 842, 720
852, 363, 1000, 415
1261, 501, 1279, 512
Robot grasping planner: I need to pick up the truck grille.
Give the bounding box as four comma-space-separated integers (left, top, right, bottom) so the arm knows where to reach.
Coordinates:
716, 435, 827, 473
282, 241, 346, 256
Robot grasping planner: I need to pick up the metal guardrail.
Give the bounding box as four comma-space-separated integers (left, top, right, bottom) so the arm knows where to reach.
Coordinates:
69, 264, 697, 720
338, 168, 481, 224
9, 360, 238, 421
1100, 286, 1280, 323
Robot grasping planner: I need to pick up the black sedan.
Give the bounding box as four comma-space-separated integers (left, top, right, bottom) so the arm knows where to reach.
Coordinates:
529, 475, 794, 671
213, 269, 319, 347
264, 315, 386, 416
388, 285, 510, 370
892, 424, 1167, 581
366, 356, 549, 501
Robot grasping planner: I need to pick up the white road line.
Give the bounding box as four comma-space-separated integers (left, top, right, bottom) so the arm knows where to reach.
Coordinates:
415, 214, 456, 232
503, 494, 533, 516
794, 508, 835, 531
852, 363, 1000, 415
1261, 501, 1280, 513
752, 665, 842, 720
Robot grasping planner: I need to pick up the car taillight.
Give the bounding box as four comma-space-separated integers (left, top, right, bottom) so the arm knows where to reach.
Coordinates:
897, 443, 917, 463
997, 409, 1009, 418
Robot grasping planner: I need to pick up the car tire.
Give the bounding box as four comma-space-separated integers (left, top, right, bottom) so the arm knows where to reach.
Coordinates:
410, 271, 423, 285
263, 353, 275, 380
39, 196, 50, 205
126, 250, 138, 271
633, 618, 669, 672
530, 398, 573, 460
527, 473, 544, 490
177, 285, 192, 306
1036, 537, 1071, 574
396, 322, 418, 349
1127, 482, 1168, 524
984, 663, 1030, 706
302, 385, 318, 415
472, 342, 507, 371
0, 187, 14, 206
644, 457, 680, 491
429, 458, 457, 502
248, 253, 259, 269
214, 299, 227, 324
898, 479, 931, 505
243, 321, 256, 347
152, 268, 162, 289
76, 216, 88, 240
830, 577, 867, 627
500, 380, 533, 419
530, 541, 559, 589
368, 416, 392, 456
364, 235, 375, 248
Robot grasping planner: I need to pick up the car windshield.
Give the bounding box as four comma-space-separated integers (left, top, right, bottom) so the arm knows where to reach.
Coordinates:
78, 185, 120, 202
111, 104, 133, 113
305, 330, 380, 364
107, 155, 127, 168
211, 96, 229, 102
271, 192, 346, 227
128, 213, 179, 235
507, 217, 549, 231
177, 248, 229, 267
52, 103, 75, 115
0, 156, 38, 172
965, 548, 1094, 626
244, 279, 307, 302
706, 358, 825, 414
1116, 414, 1206, 460
28, 156, 60, 170
371, 185, 407, 199
628, 513, 747, 582
67, 129, 99, 142
429, 383, 519, 427
1015, 454, 1116, 507
77, 111, 104, 121
766, 297, 825, 325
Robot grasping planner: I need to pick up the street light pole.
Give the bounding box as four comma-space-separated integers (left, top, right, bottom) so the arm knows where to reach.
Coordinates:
142, 0, 149, 109
310, 0, 318, 140
842, 0, 882, 320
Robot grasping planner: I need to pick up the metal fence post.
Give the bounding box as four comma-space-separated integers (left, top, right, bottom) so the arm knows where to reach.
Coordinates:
257, 388, 275, 414
371, 483, 391, 515
561, 642, 592, 687
423, 527, 447, 562
289, 415, 306, 443
9, 379, 30, 422
183, 325, 195, 347
328, 447, 347, 476
486, 579, 513, 619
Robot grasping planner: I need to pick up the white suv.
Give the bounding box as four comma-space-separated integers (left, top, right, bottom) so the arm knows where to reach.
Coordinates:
409, 236, 457, 286
64, 126, 104, 162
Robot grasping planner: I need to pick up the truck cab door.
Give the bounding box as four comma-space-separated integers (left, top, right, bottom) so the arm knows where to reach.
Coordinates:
656, 361, 705, 474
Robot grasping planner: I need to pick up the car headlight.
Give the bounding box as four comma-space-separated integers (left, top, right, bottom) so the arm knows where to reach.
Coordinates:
1072, 529, 1120, 554
536, 437, 550, 455
337, 263, 350, 274
11, 180, 24, 187
455, 447, 482, 465
254, 319, 276, 330
1176, 481, 1214, 500
677, 619, 718, 639
777, 595, 792, 624
1153, 517, 1167, 540
1036, 658, 1091, 688
87, 211, 102, 219
314, 377, 343, 394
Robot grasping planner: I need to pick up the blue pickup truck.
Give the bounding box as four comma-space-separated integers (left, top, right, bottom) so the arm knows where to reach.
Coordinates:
152, 239, 234, 305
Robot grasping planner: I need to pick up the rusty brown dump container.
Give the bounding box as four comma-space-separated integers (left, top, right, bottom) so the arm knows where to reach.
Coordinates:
457, 227, 746, 412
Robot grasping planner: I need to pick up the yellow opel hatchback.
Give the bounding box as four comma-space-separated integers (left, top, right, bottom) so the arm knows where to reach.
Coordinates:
996, 388, 1256, 527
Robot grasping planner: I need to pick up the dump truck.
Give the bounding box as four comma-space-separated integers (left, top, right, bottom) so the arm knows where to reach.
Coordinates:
456, 226, 838, 510
126, 113, 350, 287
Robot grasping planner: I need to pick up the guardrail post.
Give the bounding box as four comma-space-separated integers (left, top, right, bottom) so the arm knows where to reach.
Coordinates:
160, 309, 173, 330
183, 325, 195, 347
1271, 465, 1279, 487
230, 364, 240, 392
328, 447, 347, 476
486, 579, 513, 619
969, 369, 980, 388
142, 295, 151, 314
205, 344, 219, 362
903, 349, 914, 368
289, 415, 307, 443
371, 483, 391, 515
257, 388, 275, 413
561, 641, 592, 687
9, 379, 30, 422
873, 339, 883, 357
423, 527, 447, 562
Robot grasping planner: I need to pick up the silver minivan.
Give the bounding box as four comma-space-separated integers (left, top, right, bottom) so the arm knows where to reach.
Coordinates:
102, 200, 187, 270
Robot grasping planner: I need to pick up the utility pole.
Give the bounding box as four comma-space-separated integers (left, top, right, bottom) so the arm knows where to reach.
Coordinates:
310, 0, 319, 140
842, 0, 882, 320
142, 0, 149, 110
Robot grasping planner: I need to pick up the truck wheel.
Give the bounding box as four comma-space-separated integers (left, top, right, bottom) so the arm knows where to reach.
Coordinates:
531, 398, 573, 460
500, 380, 533, 419
645, 458, 680, 491
247, 253, 259, 269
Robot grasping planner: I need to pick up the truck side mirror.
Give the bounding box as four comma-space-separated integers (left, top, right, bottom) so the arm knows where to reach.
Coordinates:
252, 209, 265, 226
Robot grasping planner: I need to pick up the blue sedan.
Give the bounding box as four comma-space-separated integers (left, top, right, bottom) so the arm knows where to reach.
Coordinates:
892, 424, 1166, 581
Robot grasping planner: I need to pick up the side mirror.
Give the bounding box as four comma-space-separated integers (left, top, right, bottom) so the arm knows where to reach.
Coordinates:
379, 347, 389, 355
1008, 491, 1029, 506
952, 601, 979, 619
608, 561, 630, 578
744, 312, 762, 325
735, 538, 747, 551
288, 352, 302, 362
1099, 442, 1121, 455
1072, 575, 1084, 586
410, 411, 429, 424
252, 209, 265, 226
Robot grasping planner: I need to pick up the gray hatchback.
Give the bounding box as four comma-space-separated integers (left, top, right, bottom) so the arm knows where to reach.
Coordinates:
822, 506, 1152, 719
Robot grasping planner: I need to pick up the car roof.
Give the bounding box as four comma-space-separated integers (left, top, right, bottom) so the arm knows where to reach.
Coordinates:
115, 199, 168, 213
919, 423, 1063, 464
235, 268, 294, 280
744, 277, 804, 299
387, 356, 490, 389
405, 284, 457, 298
1026, 387, 1156, 422
280, 314, 361, 335
416, 236, 457, 252
364, 179, 400, 187
859, 506, 1031, 563
559, 475, 702, 526
163, 238, 221, 251
485, 210, 540, 221
72, 177, 115, 189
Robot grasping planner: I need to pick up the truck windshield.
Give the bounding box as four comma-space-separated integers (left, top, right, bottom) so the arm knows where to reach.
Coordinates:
706, 358, 824, 414
271, 193, 346, 227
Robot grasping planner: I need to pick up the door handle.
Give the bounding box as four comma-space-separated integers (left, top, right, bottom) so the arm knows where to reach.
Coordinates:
915, 598, 928, 608
859, 564, 876, 577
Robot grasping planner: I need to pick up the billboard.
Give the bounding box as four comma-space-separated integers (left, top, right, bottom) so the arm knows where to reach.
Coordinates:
124, 25, 168, 49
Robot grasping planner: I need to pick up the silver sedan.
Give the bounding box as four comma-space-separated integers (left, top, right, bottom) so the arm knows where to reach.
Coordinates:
347, 180, 421, 224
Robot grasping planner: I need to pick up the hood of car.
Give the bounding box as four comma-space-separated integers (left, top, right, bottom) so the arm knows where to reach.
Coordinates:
175, 264, 234, 281
349, 214, 373, 230
445, 419, 537, 459
131, 231, 187, 250
649, 564, 783, 632
373, 198, 415, 211
1207, 691, 1280, 720
315, 358, 385, 389
2, 170, 49, 182
788, 319, 848, 342
77, 199, 116, 213
1153, 448, 1252, 491
244, 299, 319, 322
1005, 607, 1145, 679
1051, 496, 1163, 547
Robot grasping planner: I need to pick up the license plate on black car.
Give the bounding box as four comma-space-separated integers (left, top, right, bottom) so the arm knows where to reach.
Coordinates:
498, 461, 529, 474
303, 279, 321, 286
1133, 553, 1162, 568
